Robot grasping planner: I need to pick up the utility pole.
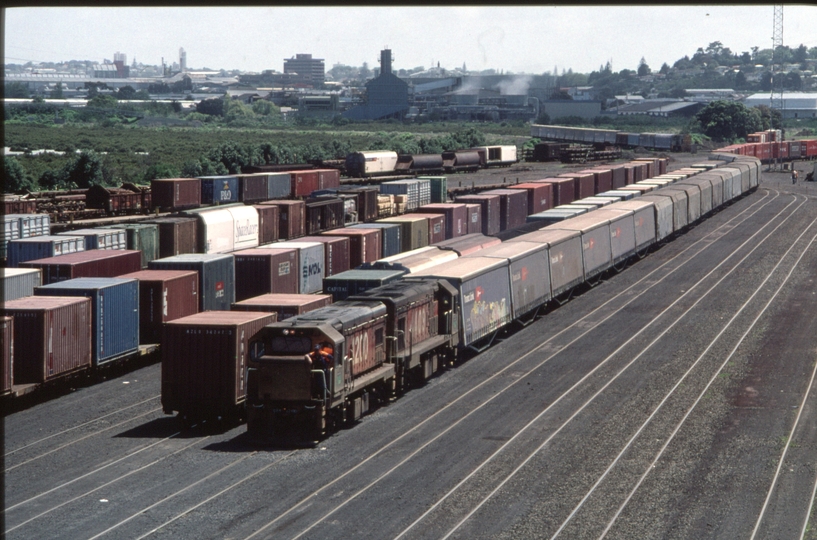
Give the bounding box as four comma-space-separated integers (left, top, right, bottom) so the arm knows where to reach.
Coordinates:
770, 4, 784, 170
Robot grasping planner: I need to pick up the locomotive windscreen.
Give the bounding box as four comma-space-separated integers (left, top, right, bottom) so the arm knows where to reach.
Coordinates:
271, 336, 313, 355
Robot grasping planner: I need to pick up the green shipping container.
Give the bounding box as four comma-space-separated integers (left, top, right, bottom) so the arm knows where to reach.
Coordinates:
100, 224, 159, 269
418, 176, 448, 203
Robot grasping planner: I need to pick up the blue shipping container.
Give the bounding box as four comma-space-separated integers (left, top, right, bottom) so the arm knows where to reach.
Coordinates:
7, 235, 85, 268
267, 172, 292, 199
199, 176, 240, 205
57, 229, 127, 250
35, 277, 139, 366
349, 222, 401, 258
148, 253, 235, 311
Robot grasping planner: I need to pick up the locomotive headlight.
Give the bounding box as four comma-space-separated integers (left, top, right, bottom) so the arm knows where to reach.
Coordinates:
283, 329, 290, 335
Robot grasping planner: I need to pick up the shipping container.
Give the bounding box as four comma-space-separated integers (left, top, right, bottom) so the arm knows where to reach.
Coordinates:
5, 213, 51, 238
274, 241, 326, 294
558, 173, 595, 200
181, 205, 259, 254
151, 178, 201, 211
578, 196, 614, 208
469, 241, 551, 318
231, 293, 331, 320
379, 179, 431, 210
149, 253, 235, 311
594, 190, 635, 202
119, 269, 199, 344
2, 215, 19, 260
434, 232, 502, 257
162, 311, 277, 419
266, 172, 292, 199
586, 208, 637, 264
526, 208, 587, 225
56, 228, 127, 251
546, 214, 614, 279
198, 176, 239, 205
370, 245, 459, 274
321, 228, 381, 268
483, 189, 528, 231
142, 217, 197, 259
604, 199, 657, 251
7, 235, 85, 268
676, 179, 712, 217
2, 198, 36, 215
35, 277, 139, 366
99, 224, 159, 268
412, 257, 512, 347
582, 168, 613, 194
0, 316, 11, 394
619, 184, 655, 195
315, 168, 341, 191
508, 183, 553, 215
454, 194, 501, 236
290, 170, 319, 198
424, 214, 446, 245
510, 228, 584, 297
416, 203, 468, 239
234, 248, 298, 300
696, 172, 725, 208
304, 197, 345, 234
534, 178, 575, 206
1, 267, 42, 301
607, 165, 627, 189
465, 203, 482, 236
21, 250, 142, 285
340, 187, 379, 222
417, 176, 449, 203
648, 188, 690, 230
298, 235, 351, 277
348, 223, 401, 258
377, 214, 431, 252
2, 296, 92, 383
253, 204, 280, 245
237, 173, 269, 203
323, 268, 407, 301
259, 200, 305, 240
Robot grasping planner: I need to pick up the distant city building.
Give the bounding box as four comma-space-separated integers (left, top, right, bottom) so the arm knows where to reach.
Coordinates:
283, 54, 325, 87
343, 49, 409, 120
112, 52, 129, 78
180, 48, 187, 73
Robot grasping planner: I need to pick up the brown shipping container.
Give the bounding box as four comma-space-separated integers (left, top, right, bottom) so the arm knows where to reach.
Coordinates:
253, 204, 280, 245
151, 178, 201, 211
481, 189, 529, 231
534, 178, 574, 206
2, 296, 92, 384
21, 250, 142, 285
233, 248, 299, 301
508, 183, 553, 215
299, 235, 351, 277
260, 200, 305, 239
424, 214, 446, 244
416, 204, 467, 239
455, 194, 501, 236
161, 311, 276, 417
231, 293, 331, 320
582, 169, 613, 194
145, 217, 198, 258
238, 174, 269, 203
1, 316, 12, 394
623, 165, 636, 185
559, 173, 595, 200
609, 165, 627, 189
290, 170, 320, 198
315, 168, 341, 191
465, 203, 482, 235
119, 270, 199, 344
659, 158, 668, 175
322, 228, 381, 268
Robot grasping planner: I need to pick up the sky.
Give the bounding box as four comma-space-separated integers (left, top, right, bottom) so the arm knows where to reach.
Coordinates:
5, 6, 817, 75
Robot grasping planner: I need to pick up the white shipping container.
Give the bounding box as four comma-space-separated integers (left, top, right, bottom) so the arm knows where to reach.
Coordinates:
275, 241, 325, 294
198, 208, 235, 254
226, 206, 260, 252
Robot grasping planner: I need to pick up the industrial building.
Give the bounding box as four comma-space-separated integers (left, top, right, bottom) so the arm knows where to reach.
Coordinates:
342, 49, 409, 121
743, 92, 817, 119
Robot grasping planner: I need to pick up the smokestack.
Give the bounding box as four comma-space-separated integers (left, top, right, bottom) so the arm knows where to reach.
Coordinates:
380, 49, 392, 76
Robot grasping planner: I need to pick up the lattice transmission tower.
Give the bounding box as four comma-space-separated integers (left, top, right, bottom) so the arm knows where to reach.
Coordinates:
770, 5, 784, 112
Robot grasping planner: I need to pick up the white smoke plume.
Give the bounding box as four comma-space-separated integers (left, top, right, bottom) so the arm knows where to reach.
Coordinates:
495, 75, 533, 95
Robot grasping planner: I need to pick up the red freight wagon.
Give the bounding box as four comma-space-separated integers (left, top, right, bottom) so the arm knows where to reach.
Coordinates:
581, 169, 613, 194
508, 183, 553, 215
416, 203, 468, 239
144, 217, 198, 258
21, 250, 142, 285
454, 194, 501, 236
299, 235, 351, 277
314, 169, 341, 191
290, 170, 320, 198
558, 173, 594, 200
253, 204, 280, 245
322, 228, 381, 268
1, 316, 12, 394
788, 141, 802, 159
86, 185, 144, 214
231, 293, 332, 320
238, 174, 269, 204
2, 199, 37, 215
533, 178, 574, 206
2, 296, 92, 384
465, 204, 482, 235
161, 311, 277, 420
151, 178, 201, 211
260, 200, 305, 240
119, 270, 199, 344
806, 140, 817, 157
773, 141, 789, 160
233, 248, 299, 301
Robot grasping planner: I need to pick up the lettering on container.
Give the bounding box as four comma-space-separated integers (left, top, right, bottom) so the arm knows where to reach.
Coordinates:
304, 262, 322, 278
162, 287, 168, 317
215, 280, 225, 298
611, 227, 621, 238
278, 261, 291, 276
583, 238, 596, 250
551, 251, 564, 264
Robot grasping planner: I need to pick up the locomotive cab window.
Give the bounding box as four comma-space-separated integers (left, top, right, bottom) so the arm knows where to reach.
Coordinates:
397, 317, 406, 350
249, 340, 264, 360
270, 336, 313, 355
375, 328, 384, 347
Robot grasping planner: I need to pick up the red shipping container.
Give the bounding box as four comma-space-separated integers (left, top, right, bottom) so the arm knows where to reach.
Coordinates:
119, 269, 200, 344
2, 296, 92, 384
161, 311, 277, 418
233, 248, 299, 301
21, 250, 142, 285
773, 141, 789, 159
322, 228, 381, 267
260, 200, 305, 239
144, 217, 198, 258
607, 165, 627, 188
253, 204, 280, 245
623, 165, 636, 185
1, 316, 12, 394
299, 235, 351, 277
465, 203, 482, 235
290, 170, 320, 198
481, 189, 528, 231
658, 159, 668, 175
508, 183, 553, 214
314, 168, 341, 190
231, 293, 332, 320
238, 174, 269, 203
582, 169, 613, 194
455, 194, 501, 236
533, 178, 575, 206
416, 203, 468, 239
424, 214, 446, 244
151, 178, 201, 211
558, 173, 594, 200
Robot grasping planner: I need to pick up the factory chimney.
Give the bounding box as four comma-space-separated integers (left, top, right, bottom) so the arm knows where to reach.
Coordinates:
380, 49, 392, 76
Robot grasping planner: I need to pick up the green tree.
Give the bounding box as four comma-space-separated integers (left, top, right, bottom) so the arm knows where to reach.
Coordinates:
696, 100, 763, 141
637, 57, 651, 76
134, 89, 150, 100
659, 63, 670, 75
196, 97, 224, 116
63, 150, 106, 188
87, 94, 118, 108
6, 82, 30, 98
753, 105, 782, 130
785, 72, 802, 90
142, 163, 180, 182
116, 85, 136, 100
734, 71, 747, 89
760, 71, 773, 92
50, 82, 64, 99
3, 156, 37, 193
223, 98, 255, 123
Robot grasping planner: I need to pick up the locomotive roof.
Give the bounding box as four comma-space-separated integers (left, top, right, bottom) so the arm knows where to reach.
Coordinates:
288, 301, 386, 330
348, 279, 436, 307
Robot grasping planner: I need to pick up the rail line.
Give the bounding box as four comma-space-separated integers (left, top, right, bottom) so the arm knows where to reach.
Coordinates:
238, 190, 786, 539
